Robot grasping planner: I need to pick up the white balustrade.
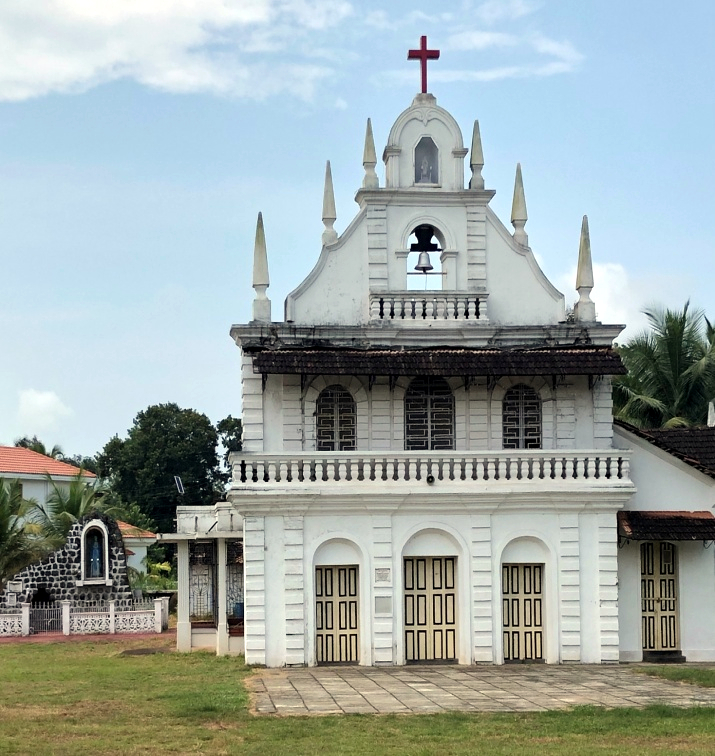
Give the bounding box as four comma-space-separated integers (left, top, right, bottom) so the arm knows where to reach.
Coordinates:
370, 292, 487, 321
232, 451, 630, 488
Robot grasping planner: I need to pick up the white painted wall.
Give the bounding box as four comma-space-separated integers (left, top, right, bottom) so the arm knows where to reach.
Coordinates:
249, 505, 622, 668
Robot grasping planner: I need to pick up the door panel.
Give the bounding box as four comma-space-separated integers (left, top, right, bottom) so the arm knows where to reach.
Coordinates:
404, 557, 457, 662
502, 563, 544, 662
316, 565, 359, 663
641, 542, 679, 651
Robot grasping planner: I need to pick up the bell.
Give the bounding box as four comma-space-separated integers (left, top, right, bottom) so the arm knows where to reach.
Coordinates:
415, 250, 433, 273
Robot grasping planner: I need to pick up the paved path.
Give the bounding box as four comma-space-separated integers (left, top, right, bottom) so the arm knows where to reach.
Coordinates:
247, 664, 715, 715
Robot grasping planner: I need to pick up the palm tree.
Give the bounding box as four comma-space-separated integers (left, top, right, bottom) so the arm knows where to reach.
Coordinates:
30, 473, 121, 549
15, 436, 64, 459
0, 479, 41, 588
613, 302, 715, 428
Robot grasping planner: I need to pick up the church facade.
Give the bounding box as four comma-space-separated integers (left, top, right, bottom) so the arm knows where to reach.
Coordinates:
171, 47, 715, 665
228, 80, 643, 668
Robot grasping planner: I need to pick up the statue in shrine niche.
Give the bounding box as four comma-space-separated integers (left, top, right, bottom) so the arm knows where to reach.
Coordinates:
90, 534, 102, 577
419, 156, 432, 183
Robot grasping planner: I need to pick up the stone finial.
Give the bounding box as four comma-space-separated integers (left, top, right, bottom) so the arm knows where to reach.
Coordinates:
362, 118, 379, 190
322, 160, 338, 245
469, 120, 484, 190
574, 214, 597, 322
251, 211, 271, 322
708, 401, 715, 427
511, 163, 528, 246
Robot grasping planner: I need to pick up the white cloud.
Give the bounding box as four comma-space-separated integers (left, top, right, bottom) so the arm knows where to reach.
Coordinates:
17, 389, 73, 434
0, 0, 352, 102
474, 0, 539, 25
334, 97, 348, 110
446, 30, 517, 51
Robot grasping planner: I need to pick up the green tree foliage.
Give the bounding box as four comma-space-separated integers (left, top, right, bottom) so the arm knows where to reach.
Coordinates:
96, 403, 222, 533
0, 479, 42, 587
216, 415, 243, 470
613, 302, 715, 428
15, 435, 64, 460
14, 436, 98, 473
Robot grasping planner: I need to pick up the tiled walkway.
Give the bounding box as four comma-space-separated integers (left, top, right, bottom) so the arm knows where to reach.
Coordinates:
247, 664, 715, 715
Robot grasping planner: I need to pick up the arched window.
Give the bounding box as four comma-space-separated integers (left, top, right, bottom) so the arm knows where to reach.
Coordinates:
405, 377, 454, 450
79, 520, 110, 584
502, 385, 541, 449
316, 385, 357, 451
415, 136, 439, 184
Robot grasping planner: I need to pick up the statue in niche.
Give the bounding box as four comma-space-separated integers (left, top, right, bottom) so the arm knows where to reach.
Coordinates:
415, 136, 439, 184
87, 531, 103, 578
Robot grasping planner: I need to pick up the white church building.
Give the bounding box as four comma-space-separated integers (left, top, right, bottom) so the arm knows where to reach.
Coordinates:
168, 41, 715, 666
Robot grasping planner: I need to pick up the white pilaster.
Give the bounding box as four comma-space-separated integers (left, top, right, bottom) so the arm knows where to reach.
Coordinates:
216, 538, 229, 655
472, 516, 494, 662
244, 516, 267, 665
176, 540, 191, 651
598, 513, 620, 662
372, 515, 393, 664
284, 516, 305, 665
559, 514, 581, 661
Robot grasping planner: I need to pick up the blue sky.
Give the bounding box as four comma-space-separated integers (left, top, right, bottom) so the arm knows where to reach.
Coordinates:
1, 0, 713, 457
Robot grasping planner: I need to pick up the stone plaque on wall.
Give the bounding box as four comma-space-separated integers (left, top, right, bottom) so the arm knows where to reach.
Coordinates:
7, 593, 17, 606
375, 568, 390, 583
7, 581, 22, 593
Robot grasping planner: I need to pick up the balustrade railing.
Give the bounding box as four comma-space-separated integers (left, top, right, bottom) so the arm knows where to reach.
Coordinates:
232, 451, 630, 487
370, 292, 486, 321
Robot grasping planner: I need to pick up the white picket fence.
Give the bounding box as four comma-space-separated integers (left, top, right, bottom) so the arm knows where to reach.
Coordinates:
0, 598, 169, 637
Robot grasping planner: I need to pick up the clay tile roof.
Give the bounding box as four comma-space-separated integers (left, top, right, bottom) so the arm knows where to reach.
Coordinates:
614, 421, 715, 478
618, 510, 715, 541
117, 521, 156, 540
251, 346, 626, 377
0, 446, 96, 478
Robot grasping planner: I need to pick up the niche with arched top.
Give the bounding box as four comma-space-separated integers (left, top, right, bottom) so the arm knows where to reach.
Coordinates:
414, 137, 439, 185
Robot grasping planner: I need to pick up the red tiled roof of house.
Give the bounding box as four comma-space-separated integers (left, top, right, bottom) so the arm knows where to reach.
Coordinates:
117, 520, 156, 540
0, 446, 96, 478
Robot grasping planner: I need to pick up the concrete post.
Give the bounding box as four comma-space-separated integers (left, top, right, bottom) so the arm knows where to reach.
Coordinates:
109, 600, 116, 634
61, 600, 71, 636
154, 598, 163, 634
176, 540, 191, 651
216, 538, 229, 656
21, 603, 30, 636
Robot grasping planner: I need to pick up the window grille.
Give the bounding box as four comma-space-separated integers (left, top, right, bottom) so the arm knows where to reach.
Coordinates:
316, 385, 357, 451
189, 541, 217, 625
502, 384, 541, 449
405, 377, 454, 450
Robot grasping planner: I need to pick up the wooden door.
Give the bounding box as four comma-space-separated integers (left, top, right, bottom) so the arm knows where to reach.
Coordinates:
502, 563, 544, 662
404, 557, 457, 662
641, 542, 679, 652
315, 565, 359, 663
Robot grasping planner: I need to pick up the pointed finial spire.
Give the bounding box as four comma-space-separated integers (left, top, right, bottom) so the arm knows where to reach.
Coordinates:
708, 401, 715, 427
511, 163, 528, 246
322, 160, 338, 245
469, 120, 484, 190
574, 214, 596, 322
251, 212, 271, 322
362, 118, 379, 190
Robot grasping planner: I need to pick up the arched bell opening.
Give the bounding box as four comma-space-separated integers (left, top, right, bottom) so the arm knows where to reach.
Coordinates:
406, 224, 443, 291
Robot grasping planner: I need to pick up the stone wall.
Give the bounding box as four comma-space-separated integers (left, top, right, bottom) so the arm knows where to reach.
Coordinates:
0, 513, 134, 610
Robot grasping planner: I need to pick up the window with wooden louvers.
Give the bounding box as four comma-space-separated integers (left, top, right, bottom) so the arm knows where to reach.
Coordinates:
502, 384, 541, 449
316, 385, 357, 451
405, 377, 454, 451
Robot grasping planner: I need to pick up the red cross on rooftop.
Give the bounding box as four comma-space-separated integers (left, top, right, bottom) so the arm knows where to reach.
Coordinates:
408, 35, 440, 94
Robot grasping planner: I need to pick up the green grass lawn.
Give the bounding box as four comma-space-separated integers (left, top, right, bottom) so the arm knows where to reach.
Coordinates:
2, 638, 715, 755
636, 665, 715, 688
